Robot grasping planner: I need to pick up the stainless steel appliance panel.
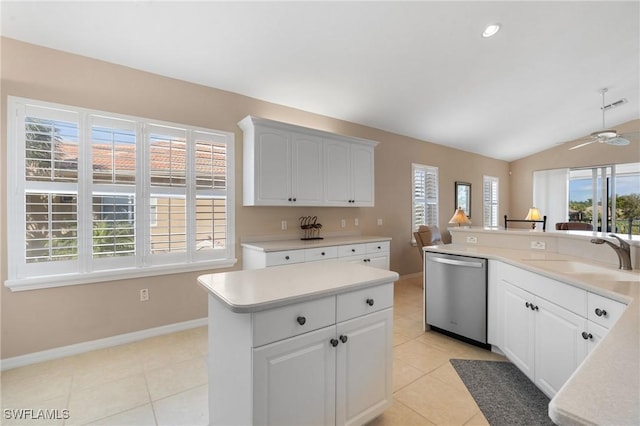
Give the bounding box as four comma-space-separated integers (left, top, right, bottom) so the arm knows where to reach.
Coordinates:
425, 252, 487, 344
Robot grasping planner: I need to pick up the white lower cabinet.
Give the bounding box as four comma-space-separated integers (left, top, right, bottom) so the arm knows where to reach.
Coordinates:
208, 282, 394, 426
494, 262, 589, 398
243, 239, 390, 271
337, 242, 390, 270
253, 308, 393, 426
253, 326, 337, 426
336, 309, 393, 426
533, 296, 588, 397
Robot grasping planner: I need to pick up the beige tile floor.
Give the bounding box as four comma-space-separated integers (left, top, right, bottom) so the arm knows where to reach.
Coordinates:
1, 275, 506, 426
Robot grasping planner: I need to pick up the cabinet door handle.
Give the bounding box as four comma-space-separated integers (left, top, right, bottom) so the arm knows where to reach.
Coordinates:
351, 249, 356, 252
525, 302, 531, 309
581, 332, 593, 340
595, 308, 607, 317
533, 305, 539, 311
285, 256, 290, 260
330, 338, 339, 347
366, 298, 375, 306
339, 335, 348, 344
296, 316, 306, 326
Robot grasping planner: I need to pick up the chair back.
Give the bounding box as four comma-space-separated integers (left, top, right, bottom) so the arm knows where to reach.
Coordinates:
414, 225, 442, 258
555, 222, 593, 231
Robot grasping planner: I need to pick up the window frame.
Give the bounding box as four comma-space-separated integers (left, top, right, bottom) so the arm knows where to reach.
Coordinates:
483, 175, 499, 227
412, 163, 439, 242
6, 96, 236, 291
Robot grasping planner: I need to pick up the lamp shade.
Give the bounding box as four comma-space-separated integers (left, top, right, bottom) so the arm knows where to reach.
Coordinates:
525, 207, 542, 221
449, 208, 471, 226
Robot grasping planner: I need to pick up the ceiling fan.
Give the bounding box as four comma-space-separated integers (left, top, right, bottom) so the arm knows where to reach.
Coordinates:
569, 88, 638, 150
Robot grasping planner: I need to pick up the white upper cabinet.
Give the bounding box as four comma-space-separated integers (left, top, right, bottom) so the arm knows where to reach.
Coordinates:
325, 139, 375, 206
239, 116, 377, 207
292, 132, 324, 205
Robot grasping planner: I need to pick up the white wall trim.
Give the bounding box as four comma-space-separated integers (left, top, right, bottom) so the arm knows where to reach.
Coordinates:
0, 317, 207, 371
399, 272, 423, 281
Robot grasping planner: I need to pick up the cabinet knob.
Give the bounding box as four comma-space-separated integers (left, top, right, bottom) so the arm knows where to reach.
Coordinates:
321, 252, 325, 256
285, 256, 290, 260
377, 246, 381, 250
296, 316, 306, 326
351, 249, 356, 252
330, 338, 339, 347
339, 335, 348, 344
288, 198, 292, 202
595, 308, 607, 317
366, 298, 375, 306
581, 332, 593, 340
293, 198, 297, 202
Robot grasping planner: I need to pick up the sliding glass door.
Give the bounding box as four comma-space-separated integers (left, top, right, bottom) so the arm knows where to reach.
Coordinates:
568, 163, 640, 235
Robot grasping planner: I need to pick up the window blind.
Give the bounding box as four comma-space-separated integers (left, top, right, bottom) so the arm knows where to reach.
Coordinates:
412, 164, 439, 234
483, 176, 499, 227
7, 96, 235, 289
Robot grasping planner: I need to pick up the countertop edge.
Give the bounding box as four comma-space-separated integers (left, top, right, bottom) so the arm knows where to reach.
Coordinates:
198, 272, 400, 313
241, 235, 393, 252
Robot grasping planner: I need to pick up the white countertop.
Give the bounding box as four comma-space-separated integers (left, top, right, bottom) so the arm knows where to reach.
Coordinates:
241, 235, 392, 252
424, 244, 640, 426
197, 261, 400, 313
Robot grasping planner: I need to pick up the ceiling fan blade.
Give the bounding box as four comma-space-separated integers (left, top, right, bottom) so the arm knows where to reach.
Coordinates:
605, 137, 630, 146
619, 131, 639, 140
569, 139, 597, 150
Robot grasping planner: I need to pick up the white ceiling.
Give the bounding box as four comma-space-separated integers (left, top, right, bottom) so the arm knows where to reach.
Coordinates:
2, 1, 639, 161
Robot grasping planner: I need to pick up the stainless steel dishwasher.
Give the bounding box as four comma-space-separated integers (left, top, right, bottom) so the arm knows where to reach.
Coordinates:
425, 252, 488, 346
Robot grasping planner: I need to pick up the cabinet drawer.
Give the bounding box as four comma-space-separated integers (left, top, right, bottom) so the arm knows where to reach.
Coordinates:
338, 244, 367, 257
587, 293, 626, 329
304, 246, 338, 262
497, 262, 587, 316
253, 296, 336, 347
366, 241, 389, 254
265, 250, 305, 267
337, 283, 394, 322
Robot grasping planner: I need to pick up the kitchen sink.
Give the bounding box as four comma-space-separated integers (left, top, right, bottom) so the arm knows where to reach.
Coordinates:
522, 259, 640, 282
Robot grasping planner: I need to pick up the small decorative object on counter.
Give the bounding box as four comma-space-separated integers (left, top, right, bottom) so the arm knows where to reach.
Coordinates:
300, 215, 323, 240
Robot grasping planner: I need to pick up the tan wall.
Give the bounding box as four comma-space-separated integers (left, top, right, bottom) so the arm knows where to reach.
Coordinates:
0, 37, 509, 358
509, 119, 640, 225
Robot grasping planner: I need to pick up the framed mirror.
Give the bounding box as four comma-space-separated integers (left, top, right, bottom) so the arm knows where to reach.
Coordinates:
455, 182, 471, 218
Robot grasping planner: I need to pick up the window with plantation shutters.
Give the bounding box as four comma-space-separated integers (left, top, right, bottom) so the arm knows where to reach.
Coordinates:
412, 164, 439, 239
483, 176, 499, 227
6, 97, 235, 290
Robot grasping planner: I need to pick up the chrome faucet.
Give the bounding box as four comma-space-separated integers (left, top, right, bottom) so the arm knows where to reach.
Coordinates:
590, 234, 633, 271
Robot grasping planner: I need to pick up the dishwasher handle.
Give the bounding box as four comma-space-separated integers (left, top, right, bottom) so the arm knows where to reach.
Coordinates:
428, 256, 484, 268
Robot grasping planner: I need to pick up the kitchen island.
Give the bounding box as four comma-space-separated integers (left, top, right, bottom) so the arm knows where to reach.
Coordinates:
198, 261, 399, 426
425, 228, 639, 426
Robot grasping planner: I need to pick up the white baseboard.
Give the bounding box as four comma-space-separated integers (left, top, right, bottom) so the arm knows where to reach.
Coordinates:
399, 272, 423, 280
1, 317, 207, 371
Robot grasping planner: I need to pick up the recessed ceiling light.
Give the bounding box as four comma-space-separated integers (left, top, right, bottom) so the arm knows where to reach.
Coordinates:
482, 24, 501, 38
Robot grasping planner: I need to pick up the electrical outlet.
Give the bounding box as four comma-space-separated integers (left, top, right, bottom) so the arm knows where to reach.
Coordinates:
466, 236, 478, 244
281, 220, 287, 231
140, 288, 149, 302
355, 218, 359, 226
531, 241, 546, 250
377, 218, 383, 226
341, 219, 346, 228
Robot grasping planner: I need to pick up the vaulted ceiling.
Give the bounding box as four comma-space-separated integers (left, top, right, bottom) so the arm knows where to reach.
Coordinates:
2, 1, 639, 161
